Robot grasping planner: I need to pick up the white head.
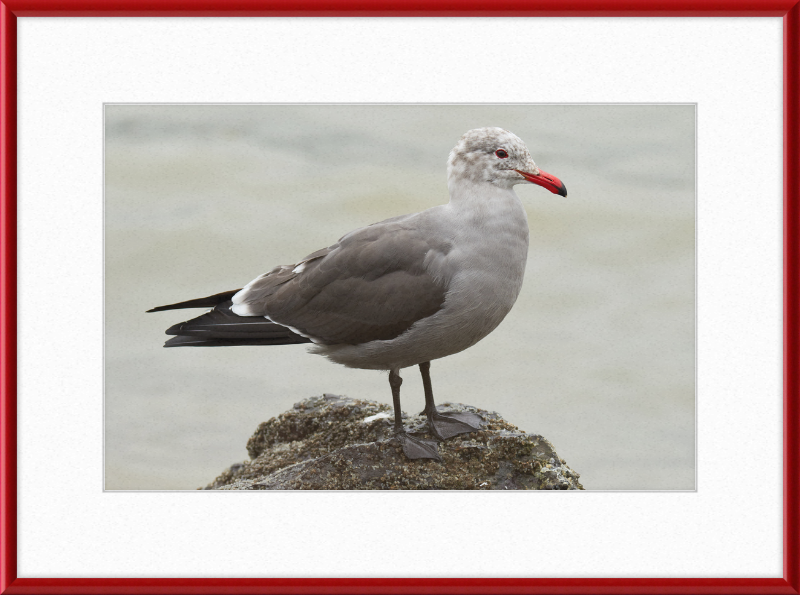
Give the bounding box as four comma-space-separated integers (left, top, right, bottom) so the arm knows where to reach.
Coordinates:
447, 127, 567, 196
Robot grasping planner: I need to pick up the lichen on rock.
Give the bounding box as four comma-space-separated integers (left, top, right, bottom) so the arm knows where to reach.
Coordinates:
204, 394, 584, 490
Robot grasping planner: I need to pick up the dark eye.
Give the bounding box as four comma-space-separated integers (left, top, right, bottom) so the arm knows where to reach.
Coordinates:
495, 149, 508, 159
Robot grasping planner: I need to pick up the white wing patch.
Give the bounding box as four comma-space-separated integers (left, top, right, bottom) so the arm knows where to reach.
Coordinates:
230, 302, 258, 316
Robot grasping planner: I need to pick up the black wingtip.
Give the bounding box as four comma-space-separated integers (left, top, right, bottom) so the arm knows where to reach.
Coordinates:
147, 304, 179, 313
147, 289, 241, 314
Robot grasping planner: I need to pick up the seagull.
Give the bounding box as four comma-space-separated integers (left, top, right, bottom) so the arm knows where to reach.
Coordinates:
148, 127, 567, 461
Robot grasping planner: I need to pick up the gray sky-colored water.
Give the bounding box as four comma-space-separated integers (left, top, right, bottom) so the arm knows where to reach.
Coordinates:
105, 104, 695, 490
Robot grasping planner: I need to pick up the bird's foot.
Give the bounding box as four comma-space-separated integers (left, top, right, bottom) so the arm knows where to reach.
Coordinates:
395, 431, 441, 461
425, 409, 484, 441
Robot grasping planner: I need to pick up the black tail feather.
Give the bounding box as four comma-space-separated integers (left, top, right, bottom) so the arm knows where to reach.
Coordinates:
154, 297, 312, 348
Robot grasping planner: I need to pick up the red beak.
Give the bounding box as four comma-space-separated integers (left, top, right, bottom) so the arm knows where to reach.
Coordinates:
515, 168, 567, 197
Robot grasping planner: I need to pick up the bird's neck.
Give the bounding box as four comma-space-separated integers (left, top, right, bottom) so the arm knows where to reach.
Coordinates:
446, 178, 527, 229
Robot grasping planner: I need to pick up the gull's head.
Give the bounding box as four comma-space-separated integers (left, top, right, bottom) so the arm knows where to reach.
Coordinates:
447, 127, 567, 197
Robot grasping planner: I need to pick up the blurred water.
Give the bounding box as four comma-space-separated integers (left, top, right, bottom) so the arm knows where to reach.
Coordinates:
104, 105, 695, 490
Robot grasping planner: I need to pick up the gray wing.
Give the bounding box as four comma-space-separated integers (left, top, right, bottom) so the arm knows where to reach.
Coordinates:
232, 216, 450, 345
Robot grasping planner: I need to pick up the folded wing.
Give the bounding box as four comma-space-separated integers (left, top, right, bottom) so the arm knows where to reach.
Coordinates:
232, 217, 450, 345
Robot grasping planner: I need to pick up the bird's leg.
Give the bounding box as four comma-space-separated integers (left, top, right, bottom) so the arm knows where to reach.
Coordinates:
389, 368, 440, 461
419, 361, 484, 441
389, 369, 404, 433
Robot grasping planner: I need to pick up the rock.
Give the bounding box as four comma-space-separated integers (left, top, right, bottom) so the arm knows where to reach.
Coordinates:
204, 394, 584, 490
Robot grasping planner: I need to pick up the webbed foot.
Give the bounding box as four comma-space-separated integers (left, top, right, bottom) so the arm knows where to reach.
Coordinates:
426, 409, 484, 441
395, 431, 441, 461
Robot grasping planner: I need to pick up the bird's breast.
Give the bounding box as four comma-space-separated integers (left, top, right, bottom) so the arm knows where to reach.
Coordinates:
440, 193, 530, 292
421, 195, 530, 347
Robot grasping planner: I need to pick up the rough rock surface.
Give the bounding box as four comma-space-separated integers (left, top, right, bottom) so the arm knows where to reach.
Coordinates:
204, 394, 584, 490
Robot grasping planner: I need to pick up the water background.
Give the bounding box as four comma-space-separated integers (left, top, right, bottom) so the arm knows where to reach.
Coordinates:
104, 104, 695, 490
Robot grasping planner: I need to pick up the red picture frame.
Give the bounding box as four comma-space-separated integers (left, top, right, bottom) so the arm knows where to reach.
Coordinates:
1, 2, 798, 594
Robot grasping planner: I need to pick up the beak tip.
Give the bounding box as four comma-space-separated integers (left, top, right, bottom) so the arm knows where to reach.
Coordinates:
516, 167, 567, 197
